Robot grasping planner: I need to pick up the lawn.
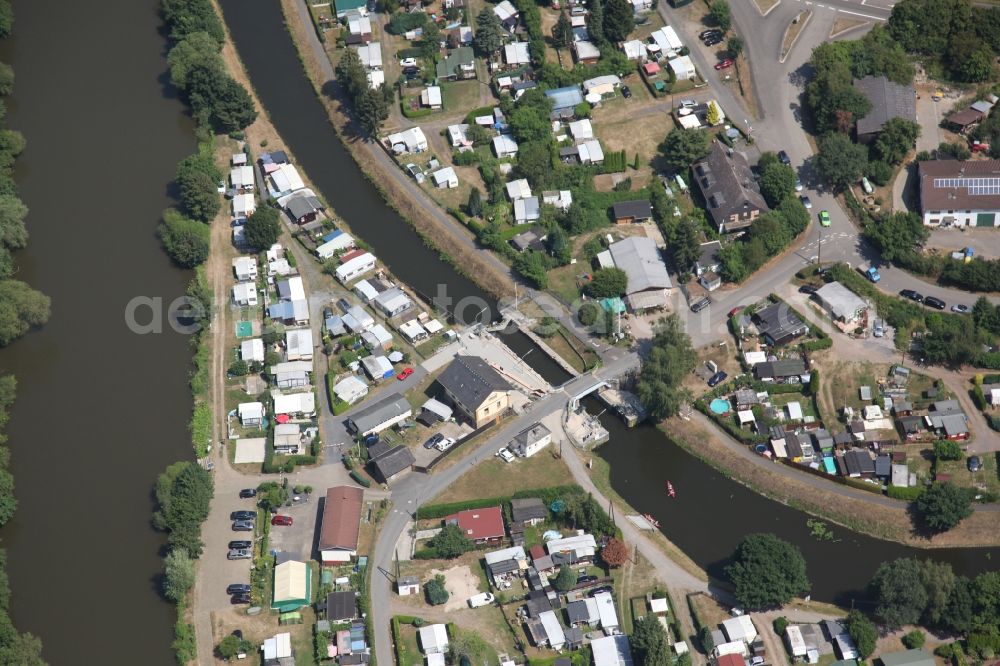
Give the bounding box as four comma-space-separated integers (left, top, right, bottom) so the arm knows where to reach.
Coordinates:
538, 323, 600, 373
547, 264, 587, 304
431, 451, 574, 504
441, 79, 482, 111
936, 454, 1000, 496
396, 621, 424, 666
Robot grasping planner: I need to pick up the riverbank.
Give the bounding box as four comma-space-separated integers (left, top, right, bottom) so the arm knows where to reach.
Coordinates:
276, 0, 515, 301
665, 415, 1000, 548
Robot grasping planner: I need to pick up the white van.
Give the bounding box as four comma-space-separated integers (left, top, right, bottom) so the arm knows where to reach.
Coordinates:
468, 593, 496, 608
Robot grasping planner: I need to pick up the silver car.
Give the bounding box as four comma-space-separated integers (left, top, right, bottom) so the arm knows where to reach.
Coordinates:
227, 548, 252, 560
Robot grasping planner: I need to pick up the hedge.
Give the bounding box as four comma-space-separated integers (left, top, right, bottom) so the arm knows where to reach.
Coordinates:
801, 338, 833, 352
350, 470, 372, 487
415, 485, 587, 520
887, 485, 925, 500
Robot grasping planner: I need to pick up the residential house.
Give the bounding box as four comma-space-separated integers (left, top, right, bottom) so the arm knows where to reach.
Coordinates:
722, 616, 757, 643
898, 415, 927, 441
668, 55, 696, 81
623, 39, 646, 61
436, 46, 475, 80
355, 42, 382, 69
437, 355, 514, 427
369, 444, 416, 483
853, 76, 917, 143
694, 240, 721, 276
484, 546, 527, 586
232, 193, 256, 219
420, 86, 443, 109
816, 282, 868, 324
447, 124, 471, 148
504, 42, 531, 68
508, 423, 552, 457
572, 42, 601, 67
583, 75, 621, 97
334, 0, 367, 17
397, 576, 421, 596
397, 319, 429, 344
944, 106, 986, 133
546, 533, 596, 561
373, 287, 413, 317
333, 375, 369, 405
238, 402, 265, 428
316, 230, 356, 259
752, 302, 809, 346
335, 251, 377, 284
319, 486, 364, 564
537, 610, 567, 650
608, 236, 673, 311
272, 558, 312, 612
542, 190, 573, 211
267, 163, 306, 198
493, 0, 519, 29
880, 650, 936, 666
591, 635, 633, 666
612, 200, 653, 224
506, 178, 532, 201
510, 497, 547, 527
347, 392, 412, 435
918, 159, 1000, 227
493, 134, 520, 158
754, 358, 808, 383
361, 354, 394, 380
419, 624, 450, 655
649, 26, 683, 54
386, 127, 428, 154
545, 86, 585, 119
566, 598, 600, 627
241, 338, 265, 363
232, 282, 258, 307
447, 25, 474, 48
576, 139, 605, 165
272, 391, 316, 418
354, 280, 379, 303
262, 632, 293, 666
444, 506, 506, 545
284, 191, 324, 225
326, 590, 358, 624
231, 165, 255, 191
842, 449, 876, 478
285, 327, 314, 361
270, 360, 312, 390
362, 325, 395, 352
693, 141, 768, 233
821, 620, 858, 661
568, 119, 594, 140
594, 592, 619, 631
514, 196, 541, 224
343, 305, 375, 332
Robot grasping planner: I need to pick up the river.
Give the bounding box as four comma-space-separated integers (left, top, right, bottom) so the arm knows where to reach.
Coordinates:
0, 0, 195, 663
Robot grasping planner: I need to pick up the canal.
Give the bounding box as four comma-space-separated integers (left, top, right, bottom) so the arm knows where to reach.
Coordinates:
0, 0, 195, 663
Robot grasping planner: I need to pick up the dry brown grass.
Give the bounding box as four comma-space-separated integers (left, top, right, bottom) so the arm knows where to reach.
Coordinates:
781, 10, 812, 61
830, 16, 869, 38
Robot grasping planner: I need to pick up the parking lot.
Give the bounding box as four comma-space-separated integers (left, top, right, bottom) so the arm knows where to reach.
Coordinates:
265, 496, 320, 562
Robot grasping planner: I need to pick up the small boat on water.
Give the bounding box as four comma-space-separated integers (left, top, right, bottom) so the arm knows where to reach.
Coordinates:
666, 481, 676, 498
642, 513, 660, 528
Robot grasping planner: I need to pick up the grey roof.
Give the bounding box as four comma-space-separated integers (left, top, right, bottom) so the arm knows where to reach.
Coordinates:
545, 85, 584, 111
880, 650, 935, 666
853, 76, 917, 136
833, 431, 853, 445
932, 399, 964, 416
784, 431, 803, 458
566, 599, 594, 625
612, 200, 652, 221
369, 445, 416, 481
692, 141, 768, 230
438, 356, 512, 412
286, 193, 322, 220
875, 454, 891, 477
489, 558, 521, 575
939, 414, 969, 436
696, 240, 721, 271
510, 228, 544, 252
816, 282, 867, 320
326, 591, 357, 621
435, 46, 474, 78
510, 423, 551, 456
754, 358, 807, 380
564, 626, 584, 648
526, 589, 553, 617
899, 415, 925, 434
753, 303, 808, 345
367, 440, 392, 459
326, 314, 347, 336
348, 393, 412, 433
608, 236, 672, 293
511, 497, 548, 524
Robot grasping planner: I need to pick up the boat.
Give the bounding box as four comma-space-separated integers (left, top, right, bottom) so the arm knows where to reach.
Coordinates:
642, 513, 660, 528
666, 481, 676, 498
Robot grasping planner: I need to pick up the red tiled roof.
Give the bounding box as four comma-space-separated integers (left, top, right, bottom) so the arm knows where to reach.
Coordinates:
340, 248, 366, 264
529, 545, 545, 560
445, 506, 505, 540
716, 654, 745, 666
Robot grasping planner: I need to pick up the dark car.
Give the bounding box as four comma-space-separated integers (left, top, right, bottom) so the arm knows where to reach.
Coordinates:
704, 35, 723, 46
230, 510, 256, 521
227, 584, 251, 595
924, 295, 946, 310
228, 540, 252, 550
239, 488, 257, 499
968, 455, 982, 472
900, 289, 923, 302
707, 371, 728, 387
322, 306, 333, 320
588, 585, 614, 597
691, 297, 711, 313
271, 515, 293, 526
363, 433, 380, 445
699, 29, 723, 39
423, 433, 445, 449
403, 67, 420, 80
621, 85, 632, 99
232, 520, 254, 532
338, 298, 352, 312
577, 575, 598, 585
231, 594, 252, 605
777, 150, 791, 165
799, 284, 818, 295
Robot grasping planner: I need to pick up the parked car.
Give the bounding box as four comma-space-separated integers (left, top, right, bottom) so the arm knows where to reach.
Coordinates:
728, 306, 743, 318
707, 371, 728, 387
239, 488, 257, 499
968, 455, 982, 472
232, 520, 254, 532
799, 195, 812, 209
227, 584, 251, 595
228, 541, 252, 550
271, 515, 293, 526
396, 367, 414, 380
399, 57, 418, 67
496, 447, 515, 463
778, 150, 791, 165
900, 289, 923, 302
699, 29, 723, 40
423, 433, 445, 449
434, 436, 457, 452
364, 433, 380, 445
679, 99, 697, 108
227, 548, 252, 560
231, 594, 252, 605
924, 295, 946, 310
690, 297, 711, 313
588, 585, 614, 597
704, 35, 723, 46
230, 510, 256, 521
865, 266, 881, 283
577, 575, 598, 584
873, 320, 885, 338
951, 304, 970, 313
621, 85, 631, 99
799, 284, 818, 295
570, 6, 587, 15
818, 210, 830, 227
337, 298, 352, 312
795, 178, 803, 192
714, 58, 733, 70
468, 592, 496, 608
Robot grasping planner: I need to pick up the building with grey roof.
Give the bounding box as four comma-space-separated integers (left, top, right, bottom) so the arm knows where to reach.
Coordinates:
607, 236, 672, 311
693, 141, 768, 233
437, 356, 513, 428
753, 302, 809, 346
852, 76, 917, 143
368, 445, 416, 483
816, 281, 868, 324
347, 393, 413, 436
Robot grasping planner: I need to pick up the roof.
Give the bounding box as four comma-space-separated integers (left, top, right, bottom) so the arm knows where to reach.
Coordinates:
716, 655, 745, 666
504, 42, 531, 65
511, 497, 548, 523
853, 76, 916, 136
320, 486, 364, 552
568, 119, 593, 140
370, 444, 416, 480
438, 355, 512, 412
723, 616, 758, 642
918, 159, 1000, 213
506, 178, 532, 200
286, 193, 322, 219
326, 591, 357, 620
509, 423, 551, 455
493, 0, 518, 20
539, 610, 566, 647
349, 393, 412, 433
514, 196, 541, 222
880, 650, 935, 666
435, 46, 474, 78
946, 107, 984, 127
355, 42, 383, 68
753, 302, 808, 345
612, 200, 652, 220
445, 506, 505, 541
418, 624, 449, 654
484, 545, 526, 565
545, 85, 584, 111
693, 141, 768, 230
608, 236, 672, 293
755, 358, 807, 379
574, 40, 600, 61
594, 591, 619, 628
263, 633, 293, 660
591, 635, 633, 666
493, 135, 520, 157
816, 282, 868, 320
697, 240, 721, 269
567, 598, 599, 625
273, 560, 311, 606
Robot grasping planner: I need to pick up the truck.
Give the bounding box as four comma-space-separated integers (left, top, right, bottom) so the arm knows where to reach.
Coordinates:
468, 593, 495, 608
865, 266, 881, 283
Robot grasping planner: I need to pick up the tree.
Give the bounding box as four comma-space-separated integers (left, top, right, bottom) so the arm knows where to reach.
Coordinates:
670, 217, 702, 274
705, 101, 721, 126
866, 160, 893, 186
728, 36, 743, 58
603, 0, 635, 42
186, 64, 257, 133
0, 469, 15, 528
474, 9, 504, 56
218, 635, 251, 659
585, 267, 628, 298
933, 439, 963, 461
153, 462, 213, 558
355, 86, 389, 136
698, 626, 715, 653
864, 211, 927, 262
874, 117, 921, 165
658, 128, 710, 171
632, 614, 672, 666
243, 205, 282, 251
552, 11, 574, 49
724, 533, 810, 610
903, 631, 925, 649
162, 0, 226, 44
420, 20, 442, 60
710, 0, 731, 31
514, 250, 549, 288
168, 31, 223, 89
0, 195, 27, 249
636, 314, 697, 419
758, 160, 797, 207
449, 629, 493, 666
547, 226, 572, 265
601, 538, 629, 568
430, 524, 473, 558
0, 63, 13, 97
816, 132, 868, 191
0, 1, 11, 40
561, 492, 615, 535
176, 152, 221, 222
847, 610, 877, 658
467, 187, 483, 217
163, 549, 197, 602
552, 564, 576, 592
0, 280, 51, 347
426, 574, 449, 605
914, 482, 973, 533
870, 558, 930, 627
586, 0, 605, 44
515, 139, 554, 185
159, 208, 210, 267
947, 34, 994, 83
335, 48, 367, 98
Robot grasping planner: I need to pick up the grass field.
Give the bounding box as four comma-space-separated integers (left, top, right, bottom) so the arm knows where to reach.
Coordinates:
442, 79, 482, 111
431, 451, 574, 504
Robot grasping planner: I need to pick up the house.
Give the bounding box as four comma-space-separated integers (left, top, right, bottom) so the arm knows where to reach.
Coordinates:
420, 86, 443, 109
419, 624, 450, 655
577, 139, 605, 165
326, 590, 358, 623
592, 635, 633, 666
608, 236, 673, 311
272, 559, 312, 612
594, 591, 619, 630
944, 106, 986, 133
821, 620, 858, 660
752, 303, 809, 346
374, 287, 413, 317
334, 375, 369, 405
700, 272, 721, 291
693, 141, 768, 233
546, 533, 596, 560
361, 354, 394, 380
612, 200, 653, 224
918, 159, 1000, 227
369, 444, 416, 483
447, 124, 471, 148
397, 319, 429, 344
231, 165, 255, 191
816, 282, 868, 324
853, 76, 917, 143
504, 42, 531, 68
435, 46, 475, 80
493, 134, 519, 158
510, 497, 547, 527
538, 610, 567, 650
334, 0, 367, 17
232, 193, 256, 219
272, 422, 304, 455
386, 127, 428, 154
444, 506, 506, 545
583, 75, 621, 97
623, 39, 646, 61
285, 328, 314, 361
508, 423, 552, 457
880, 650, 936, 666
273, 391, 316, 417
316, 230, 356, 259
282, 191, 324, 226
241, 338, 265, 363
506, 178, 532, 201
694, 241, 721, 276
514, 196, 541, 224
843, 449, 876, 478
542, 190, 573, 211
754, 358, 808, 383
262, 632, 293, 666
493, 0, 519, 29
367, 69, 385, 89
722, 616, 757, 643
568, 119, 594, 140
270, 360, 312, 390
566, 598, 600, 627
927, 412, 970, 440
397, 576, 421, 596
319, 486, 364, 564
267, 163, 306, 198
650, 26, 683, 53
343, 305, 375, 332
668, 55, 696, 81
484, 546, 527, 585
898, 415, 927, 441
238, 402, 265, 427
437, 355, 513, 427
335, 251, 377, 284
354, 280, 379, 303
545, 86, 585, 117
347, 392, 412, 435
355, 42, 383, 69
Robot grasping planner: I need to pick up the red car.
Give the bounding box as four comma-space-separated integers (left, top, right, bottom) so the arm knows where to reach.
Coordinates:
714, 59, 733, 70
396, 367, 414, 381
271, 515, 293, 526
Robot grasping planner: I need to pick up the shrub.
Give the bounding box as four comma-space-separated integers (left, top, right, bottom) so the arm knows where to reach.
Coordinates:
426, 574, 449, 605
887, 485, 924, 500
350, 470, 371, 487
773, 616, 789, 635
933, 439, 964, 461
903, 631, 925, 649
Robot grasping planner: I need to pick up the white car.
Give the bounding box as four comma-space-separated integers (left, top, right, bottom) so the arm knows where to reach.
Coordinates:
434, 436, 457, 452
795, 178, 803, 192
496, 447, 515, 463
399, 57, 418, 67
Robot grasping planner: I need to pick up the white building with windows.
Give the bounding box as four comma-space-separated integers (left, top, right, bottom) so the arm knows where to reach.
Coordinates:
918, 159, 1000, 227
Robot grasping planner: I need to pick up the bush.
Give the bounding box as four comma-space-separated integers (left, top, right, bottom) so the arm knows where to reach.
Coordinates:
416, 497, 505, 519
773, 616, 789, 635
933, 440, 964, 461
159, 208, 210, 268
887, 485, 924, 500
426, 574, 449, 605
552, 564, 576, 592
903, 631, 926, 649
350, 470, 371, 487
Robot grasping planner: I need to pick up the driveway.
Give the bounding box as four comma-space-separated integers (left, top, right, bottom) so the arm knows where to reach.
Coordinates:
928, 228, 1000, 259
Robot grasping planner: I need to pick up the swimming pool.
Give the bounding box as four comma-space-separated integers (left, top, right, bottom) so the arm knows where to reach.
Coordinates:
709, 398, 731, 415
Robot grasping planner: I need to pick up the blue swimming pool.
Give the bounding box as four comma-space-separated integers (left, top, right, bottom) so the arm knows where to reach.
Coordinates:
710, 398, 731, 415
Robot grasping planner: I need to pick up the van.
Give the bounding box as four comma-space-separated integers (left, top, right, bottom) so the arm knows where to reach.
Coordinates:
468, 592, 496, 608
861, 177, 874, 195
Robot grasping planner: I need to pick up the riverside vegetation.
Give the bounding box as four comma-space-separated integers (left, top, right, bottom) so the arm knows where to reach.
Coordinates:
155, 0, 258, 662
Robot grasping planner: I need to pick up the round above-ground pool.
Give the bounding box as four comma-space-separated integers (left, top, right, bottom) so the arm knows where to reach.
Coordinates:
709, 398, 730, 415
